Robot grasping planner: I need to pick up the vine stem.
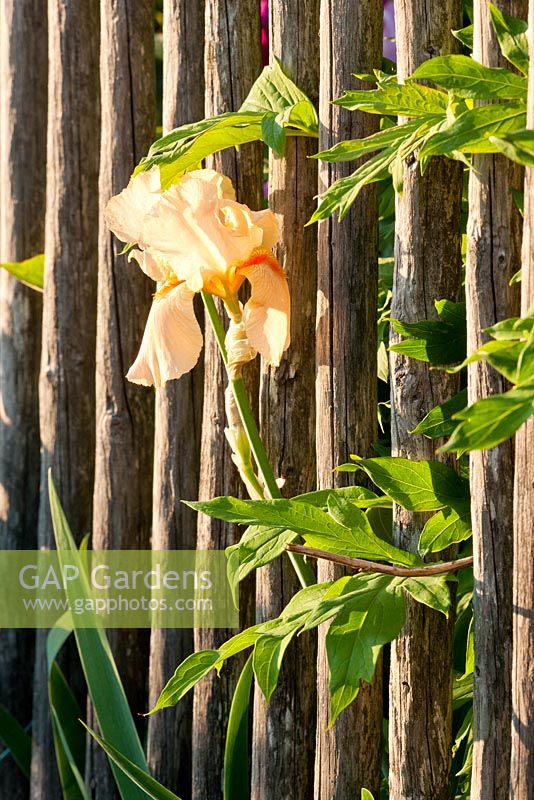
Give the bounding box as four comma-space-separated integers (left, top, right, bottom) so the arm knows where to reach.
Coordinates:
286, 543, 474, 577
202, 292, 316, 588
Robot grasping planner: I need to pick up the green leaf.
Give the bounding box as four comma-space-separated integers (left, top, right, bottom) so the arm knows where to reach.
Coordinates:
419, 507, 472, 556
224, 487, 379, 592
314, 119, 422, 162
410, 55, 527, 99
399, 575, 452, 615
0, 253, 44, 290
419, 102, 526, 158
310, 145, 396, 222
0, 704, 32, 779
390, 319, 466, 364
390, 300, 466, 365
261, 112, 286, 155
485, 316, 534, 340
491, 128, 534, 166
412, 389, 468, 439
361, 791, 375, 800
351, 456, 470, 512
240, 59, 317, 130
335, 83, 448, 116
326, 579, 406, 725
83, 725, 181, 800
189, 495, 418, 566
253, 623, 297, 701
45, 616, 89, 799
150, 650, 220, 713
441, 384, 534, 453
224, 655, 253, 800
489, 4, 529, 75
452, 24, 474, 50
49, 664, 88, 800
48, 475, 148, 800
226, 526, 298, 594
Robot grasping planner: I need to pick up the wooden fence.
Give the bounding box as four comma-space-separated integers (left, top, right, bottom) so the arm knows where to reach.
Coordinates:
1, 1, 533, 799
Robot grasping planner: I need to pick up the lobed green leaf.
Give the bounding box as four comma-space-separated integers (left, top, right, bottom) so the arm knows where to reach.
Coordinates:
410, 55, 527, 100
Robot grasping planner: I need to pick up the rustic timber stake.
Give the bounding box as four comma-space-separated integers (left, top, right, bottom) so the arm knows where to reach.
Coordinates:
147, 1, 205, 795
315, 1, 383, 797
510, 1, 534, 794
388, 2, 463, 799
468, 3, 526, 798
192, 2, 262, 798
31, 1, 100, 798
0, 2, 46, 799
88, 1, 155, 797
251, 1, 320, 797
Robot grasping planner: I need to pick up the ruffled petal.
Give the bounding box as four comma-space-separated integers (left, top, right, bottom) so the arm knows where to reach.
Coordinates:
241, 260, 290, 366
128, 248, 170, 283
104, 167, 161, 244
250, 209, 279, 250
142, 178, 263, 285
184, 169, 236, 200
127, 283, 203, 388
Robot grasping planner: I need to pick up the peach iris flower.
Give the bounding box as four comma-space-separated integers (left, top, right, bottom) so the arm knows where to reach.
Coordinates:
104, 168, 290, 388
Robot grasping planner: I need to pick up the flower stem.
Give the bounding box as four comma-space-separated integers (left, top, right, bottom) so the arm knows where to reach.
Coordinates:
201, 292, 315, 588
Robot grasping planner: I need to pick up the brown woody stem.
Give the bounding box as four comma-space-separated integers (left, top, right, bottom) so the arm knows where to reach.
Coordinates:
285, 543, 473, 577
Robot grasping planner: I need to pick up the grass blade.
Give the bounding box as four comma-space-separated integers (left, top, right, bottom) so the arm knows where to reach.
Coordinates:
83, 725, 182, 800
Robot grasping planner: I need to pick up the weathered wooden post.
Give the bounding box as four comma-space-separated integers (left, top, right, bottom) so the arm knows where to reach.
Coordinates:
147, 0, 205, 794
0, 2, 47, 798
30, 1, 100, 798
87, 1, 155, 797
251, 1, 320, 797
467, 3, 526, 798
192, 2, 263, 798
511, 2, 534, 794
314, 1, 383, 797
388, 2, 463, 798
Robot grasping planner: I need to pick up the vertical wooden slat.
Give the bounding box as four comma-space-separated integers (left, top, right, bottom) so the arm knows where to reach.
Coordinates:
147, 0, 205, 794
468, 3, 525, 798
30, 1, 100, 798
251, 2, 320, 798
87, 1, 155, 797
314, 1, 382, 797
0, 2, 46, 798
192, 3, 262, 799
388, 2, 463, 799
510, 1, 534, 792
